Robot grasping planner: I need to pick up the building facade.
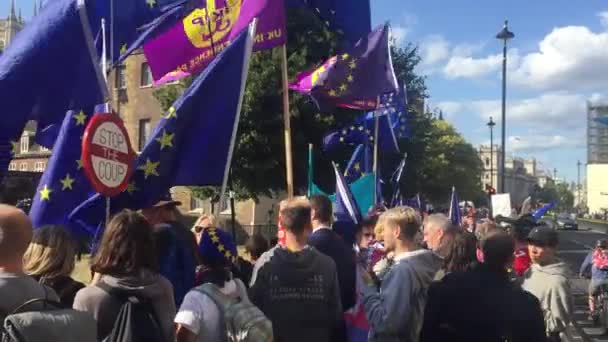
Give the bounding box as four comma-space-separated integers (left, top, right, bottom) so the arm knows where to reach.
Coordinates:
0, 0, 26, 53
587, 164, 608, 215
588, 103, 608, 164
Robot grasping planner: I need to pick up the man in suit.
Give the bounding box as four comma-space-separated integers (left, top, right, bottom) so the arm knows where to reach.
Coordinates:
309, 194, 357, 311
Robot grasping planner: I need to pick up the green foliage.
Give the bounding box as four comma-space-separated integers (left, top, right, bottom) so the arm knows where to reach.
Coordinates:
538, 183, 574, 212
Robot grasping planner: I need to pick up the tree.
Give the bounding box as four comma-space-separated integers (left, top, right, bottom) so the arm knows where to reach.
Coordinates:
538, 183, 574, 212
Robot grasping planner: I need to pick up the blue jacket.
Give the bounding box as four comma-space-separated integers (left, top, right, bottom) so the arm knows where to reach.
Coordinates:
155, 223, 196, 306
580, 250, 608, 281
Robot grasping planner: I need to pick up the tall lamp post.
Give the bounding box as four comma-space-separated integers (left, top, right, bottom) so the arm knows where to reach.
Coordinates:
496, 20, 514, 194
487, 117, 496, 189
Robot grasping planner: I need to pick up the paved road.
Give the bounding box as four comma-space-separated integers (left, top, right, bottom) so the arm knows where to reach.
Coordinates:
556, 229, 608, 341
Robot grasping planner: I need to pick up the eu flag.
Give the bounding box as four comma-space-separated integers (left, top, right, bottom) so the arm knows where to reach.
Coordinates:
333, 162, 362, 225
29, 106, 104, 236
389, 157, 406, 207
290, 24, 398, 111
532, 202, 557, 222
449, 186, 461, 226
70, 24, 256, 229
286, 0, 371, 45
0, 0, 107, 178
344, 144, 372, 184
93, 0, 186, 64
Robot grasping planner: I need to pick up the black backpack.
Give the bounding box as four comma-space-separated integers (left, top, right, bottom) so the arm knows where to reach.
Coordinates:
96, 283, 164, 342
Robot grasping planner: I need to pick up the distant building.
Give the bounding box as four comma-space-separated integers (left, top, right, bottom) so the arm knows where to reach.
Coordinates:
588, 103, 608, 164
478, 145, 538, 206
587, 164, 608, 215
0, 0, 24, 52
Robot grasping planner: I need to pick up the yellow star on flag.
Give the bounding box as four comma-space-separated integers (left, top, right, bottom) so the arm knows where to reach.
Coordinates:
354, 163, 361, 171
163, 106, 177, 119
349, 60, 357, 69
155, 130, 174, 150
76, 159, 84, 170
10, 141, 18, 156
39, 185, 52, 201
126, 182, 138, 194
225, 251, 232, 258
339, 137, 345, 142
347, 75, 354, 83
146, 0, 156, 8
60, 174, 75, 191
329, 89, 337, 97
120, 44, 127, 55
138, 158, 160, 179
217, 244, 225, 252
341, 53, 349, 60
74, 111, 87, 126
358, 126, 364, 131
339, 83, 347, 91
211, 235, 220, 243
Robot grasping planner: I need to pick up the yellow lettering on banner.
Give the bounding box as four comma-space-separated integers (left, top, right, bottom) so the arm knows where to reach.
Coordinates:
254, 33, 265, 43
266, 29, 282, 41
183, 1, 242, 49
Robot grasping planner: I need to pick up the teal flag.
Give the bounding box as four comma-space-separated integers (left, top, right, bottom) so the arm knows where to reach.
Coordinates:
312, 173, 375, 216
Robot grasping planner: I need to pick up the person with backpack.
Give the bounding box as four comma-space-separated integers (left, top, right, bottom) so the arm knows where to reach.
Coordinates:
175, 227, 272, 342
23, 225, 85, 307
142, 195, 196, 307
249, 197, 343, 342
579, 239, 608, 322
73, 210, 176, 342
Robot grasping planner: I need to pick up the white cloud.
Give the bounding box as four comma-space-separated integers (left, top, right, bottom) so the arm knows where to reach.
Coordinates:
436, 101, 464, 114
443, 53, 502, 79
508, 134, 585, 152
419, 35, 450, 66
391, 26, 408, 46
599, 11, 608, 29
510, 26, 608, 91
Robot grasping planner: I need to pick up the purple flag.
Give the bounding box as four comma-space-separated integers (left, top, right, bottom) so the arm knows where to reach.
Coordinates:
144, 0, 285, 84
290, 25, 398, 111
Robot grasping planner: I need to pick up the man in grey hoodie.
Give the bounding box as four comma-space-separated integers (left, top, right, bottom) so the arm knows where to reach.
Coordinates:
362, 206, 441, 342
522, 226, 574, 342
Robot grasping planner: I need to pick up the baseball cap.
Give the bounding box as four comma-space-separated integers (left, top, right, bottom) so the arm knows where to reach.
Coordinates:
152, 192, 182, 208
527, 226, 559, 247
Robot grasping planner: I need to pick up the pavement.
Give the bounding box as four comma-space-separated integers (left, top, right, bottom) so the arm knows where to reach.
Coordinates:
556, 229, 608, 341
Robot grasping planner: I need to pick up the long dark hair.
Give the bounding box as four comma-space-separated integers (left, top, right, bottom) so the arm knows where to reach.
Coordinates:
91, 210, 158, 277
443, 230, 478, 273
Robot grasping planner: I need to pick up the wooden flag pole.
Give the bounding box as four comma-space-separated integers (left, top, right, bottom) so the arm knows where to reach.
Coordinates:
281, 44, 294, 198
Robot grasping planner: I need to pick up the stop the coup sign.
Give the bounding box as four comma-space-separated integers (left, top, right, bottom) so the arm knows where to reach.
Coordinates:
82, 114, 135, 197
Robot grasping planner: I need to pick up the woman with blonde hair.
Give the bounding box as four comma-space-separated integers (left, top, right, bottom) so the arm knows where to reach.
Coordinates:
191, 214, 216, 244
23, 224, 85, 307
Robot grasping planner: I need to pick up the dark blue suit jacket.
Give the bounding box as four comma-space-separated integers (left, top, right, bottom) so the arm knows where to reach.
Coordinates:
308, 228, 357, 311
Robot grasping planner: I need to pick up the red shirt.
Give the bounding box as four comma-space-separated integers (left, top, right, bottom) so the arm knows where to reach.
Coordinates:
513, 245, 531, 276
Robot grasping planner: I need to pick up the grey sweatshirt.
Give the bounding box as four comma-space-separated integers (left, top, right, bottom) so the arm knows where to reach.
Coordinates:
73, 270, 176, 341
362, 249, 441, 342
521, 261, 573, 335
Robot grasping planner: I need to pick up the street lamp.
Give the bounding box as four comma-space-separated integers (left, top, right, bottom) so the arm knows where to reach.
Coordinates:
553, 168, 558, 183
487, 116, 496, 189
496, 20, 514, 194
577, 160, 582, 210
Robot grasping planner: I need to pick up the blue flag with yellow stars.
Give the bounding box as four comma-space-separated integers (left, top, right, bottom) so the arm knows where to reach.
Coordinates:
370, 86, 409, 141
70, 25, 256, 231
344, 144, 372, 184
333, 162, 363, 225
286, 0, 371, 45
29, 106, 104, 236
290, 24, 398, 111
0, 0, 107, 179
389, 157, 406, 208
93, 0, 186, 65
449, 186, 461, 226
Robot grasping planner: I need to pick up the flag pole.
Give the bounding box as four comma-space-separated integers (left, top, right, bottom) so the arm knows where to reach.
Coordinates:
281, 44, 294, 198
373, 97, 380, 205
307, 143, 313, 197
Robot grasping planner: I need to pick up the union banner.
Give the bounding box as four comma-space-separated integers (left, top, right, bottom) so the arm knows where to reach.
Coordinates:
144, 0, 286, 85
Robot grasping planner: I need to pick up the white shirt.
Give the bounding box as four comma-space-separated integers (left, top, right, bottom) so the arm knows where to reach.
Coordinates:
174, 280, 238, 341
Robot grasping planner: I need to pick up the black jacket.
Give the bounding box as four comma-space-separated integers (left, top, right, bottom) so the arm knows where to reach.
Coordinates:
249, 247, 343, 342
420, 264, 546, 342
308, 228, 357, 311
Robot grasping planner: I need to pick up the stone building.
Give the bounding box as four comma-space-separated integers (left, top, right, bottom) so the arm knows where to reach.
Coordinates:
0, 0, 24, 53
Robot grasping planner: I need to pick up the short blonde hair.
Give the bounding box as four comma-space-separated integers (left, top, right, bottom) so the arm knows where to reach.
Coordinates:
377, 206, 421, 241
23, 225, 76, 279
192, 214, 217, 231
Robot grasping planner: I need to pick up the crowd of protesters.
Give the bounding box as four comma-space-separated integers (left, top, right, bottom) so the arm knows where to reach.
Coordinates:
0, 193, 581, 342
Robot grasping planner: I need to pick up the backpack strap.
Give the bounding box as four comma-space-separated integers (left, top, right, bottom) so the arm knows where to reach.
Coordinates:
233, 279, 251, 304
193, 283, 236, 342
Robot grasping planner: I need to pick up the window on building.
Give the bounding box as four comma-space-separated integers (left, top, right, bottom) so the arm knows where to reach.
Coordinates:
39, 145, 49, 152
138, 119, 151, 151
116, 65, 127, 89
20, 163, 27, 171
140, 63, 153, 87
20, 135, 29, 154
485, 158, 490, 167
485, 174, 490, 180
34, 162, 46, 172
8, 163, 16, 171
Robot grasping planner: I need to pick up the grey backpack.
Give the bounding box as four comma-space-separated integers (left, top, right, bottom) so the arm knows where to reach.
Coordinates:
1, 297, 97, 342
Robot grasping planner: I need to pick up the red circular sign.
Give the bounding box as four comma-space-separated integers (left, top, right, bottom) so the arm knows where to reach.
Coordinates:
82, 113, 135, 197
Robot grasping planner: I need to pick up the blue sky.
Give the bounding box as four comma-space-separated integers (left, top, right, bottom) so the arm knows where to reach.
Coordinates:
3, 0, 606, 183
372, 0, 608, 184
